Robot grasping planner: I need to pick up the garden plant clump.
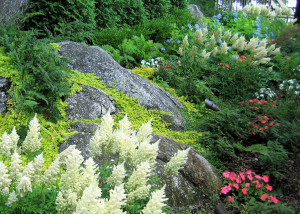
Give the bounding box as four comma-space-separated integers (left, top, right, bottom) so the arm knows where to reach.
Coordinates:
0, 0, 300, 213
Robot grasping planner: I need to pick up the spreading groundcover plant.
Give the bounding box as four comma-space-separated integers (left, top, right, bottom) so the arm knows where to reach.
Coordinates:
0, 113, 190, 213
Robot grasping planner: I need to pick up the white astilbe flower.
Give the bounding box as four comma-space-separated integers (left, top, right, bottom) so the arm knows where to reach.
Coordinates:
267, 44, 276, 53
17, 176, 32, 197
60, 149, 84, 196
117, 115, 131, 136
245, 38, 259, 53
81, 158, 99, 190
75, 183, 102, 214
58, 145, 76, 167
142, 185, 167, 214
22, 162, 35, 179
127, 185, 151, 202
22, 114, 41, 154
32, 153, 45, 184
9, 151, 23, 182
90, 109, 115, 157
222, 30, 232, 43
219, 42, 229, 55
0, 161, 12, 195
270, 47, 280, 55
132, 140, 159, 168
258, 57, 271, 64
205, 34, 216, 51
258, 38, 267, 49
165, 148, 190, 175
0, 132, 13, 158
103, 184, 127, 214
201, 28, 207, 40
177, 47, 183, 56
136, 119, 152, 143
115, 131, 137, 163
182, 35, 189, 49
56, 192, 67, 213
42, 157, 60, 186
107, 162, 126, 186
126, 161, 151, 201
6, 191, 18, 207
232, 36, 246, 52
194, 29, 204, 46
9, 127, 19, 151
230, 33, 239, 43
254, 48, 268, 60
210, 47, 219, 57
200, 50, 211, 58
215, 27, 222, 42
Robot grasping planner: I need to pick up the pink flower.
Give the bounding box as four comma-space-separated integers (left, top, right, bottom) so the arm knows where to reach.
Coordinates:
264, 126, 269, 129
246, 170, 253, 175
252, 132, 256, 135
269, 122, 274, 126
235, 176, 242, 184
233, 183, 239, 189
245, 183, 250, 187
247, 175, 253, 181
239, 172, 245, 180
228, 196, 234, 202
229, 172, 236, 181
261, 120, 267, 124
255, 174, 262, 179
241, 55, 246, 59
221, 185, 232, 194
261, 175, 269, 183
253, 124, 259, 129
270, 195, 279, 204
266, 184, 273, 191
248, 100, 253, 103
259, 127, 264, 131
261, 193, 269, 201
242, 188, 247, 195
253, 180, 261, 189
225, 64, 230, 68
222, 171, 230, 178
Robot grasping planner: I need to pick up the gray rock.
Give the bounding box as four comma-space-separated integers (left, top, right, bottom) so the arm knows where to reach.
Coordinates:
59, 131, 220, 212
0, 0, 30, 23
57, 41, 186, 130
0, 77, 11, 114
65, 85, 118, 121
188, 4, 205, 22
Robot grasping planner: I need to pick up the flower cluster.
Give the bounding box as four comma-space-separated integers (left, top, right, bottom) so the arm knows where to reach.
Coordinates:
220, 170, 280, 205
279, 79, 300, 96
248, 115, 279, 137
255, 87, 277, 99
218, 62, 229, 69
141, 58, 159, 69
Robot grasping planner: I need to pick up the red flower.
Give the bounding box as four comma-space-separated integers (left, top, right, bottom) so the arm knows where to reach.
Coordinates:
261, 193, 269, 201
245, 183, 250, 187
253, 125, 259, 129
261, 175, 269, 183
242, 188, 247, 195
264, 126, 269, 129
225, 64, 229, 68
270, 195, 279, 204
266, 184, 273, 191
261, 120, 267, 124
222, 171, 230, 178
241, 55, 246, 59
228, 196, 234, 202
269, 122, 274, 126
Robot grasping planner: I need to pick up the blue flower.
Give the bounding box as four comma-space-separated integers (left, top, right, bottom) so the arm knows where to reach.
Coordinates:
257, 27, 261, 31
205, 42, 209, 45
249, 33, 254, 37
166, 39, 171, 43
217, 40, 223, 45
181, 26, 184, 30
232, 55, 236, 61
188, 23, 193, 30
195, 24, 201, 30
216, 13, 222, 19
242, 13, 247, 17
228, 46, 232, 50
234, 18, 237, 21
223, 17, 227, 20
231, 12, 238, 18
216, 19, 220, 24
177, 40, 181, 44
213, 24, 216, 29
266, 27, 269, 30
270, 32, 274, 37
256, 17, 260, 23
255, 32, 262, 37
161, 47, 166, 51
264, 33, 269, 38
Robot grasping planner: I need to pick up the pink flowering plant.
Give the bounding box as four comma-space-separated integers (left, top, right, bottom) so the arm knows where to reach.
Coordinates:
220, 170, 281, 212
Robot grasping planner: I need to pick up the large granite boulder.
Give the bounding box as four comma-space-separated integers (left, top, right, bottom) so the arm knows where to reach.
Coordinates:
57, 41, 186, 130
0, 0, 30, 23
188, 4, 204, 21
59, 121, 220, 212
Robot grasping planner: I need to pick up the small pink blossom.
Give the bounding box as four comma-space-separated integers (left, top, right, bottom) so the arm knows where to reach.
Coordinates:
255, 174, 262, 179
253, 180, 261, 189
239, 172, 245, 180
261, 175, 269, 183
247, 175, 253, 181
228, 196, 234, 202
229, 172, 236, 181
269, 122, 274, 126
235, 176, 242, 184
264, 126, 269, 129
270, 195, 279, 204
266, 184, 273, 191
246, 170, 253, 175
242, 188, 247, 195
261, 120, 267, 124
245, 183, 250, 187
261, 193, 269, 201
221, 185, 232, 194
223, 171, 230, 178
233, 183, 239, 189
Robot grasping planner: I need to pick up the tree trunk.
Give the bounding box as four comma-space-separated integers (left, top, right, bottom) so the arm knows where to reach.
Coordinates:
294, 0, 300, 25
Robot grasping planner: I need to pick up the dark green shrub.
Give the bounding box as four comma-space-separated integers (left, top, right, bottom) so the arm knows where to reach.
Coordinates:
23, 0, 96, 42
170, 0, 188, 9
95, 0, 146, 28
143, 0, 172, 19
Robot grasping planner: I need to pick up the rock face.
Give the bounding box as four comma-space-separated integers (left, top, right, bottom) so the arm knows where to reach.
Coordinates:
0, 77, 11, 113
0, 0, 30, 23
57, 41, 186, 130
188, 4, 204, 21
60, 122, 220, 212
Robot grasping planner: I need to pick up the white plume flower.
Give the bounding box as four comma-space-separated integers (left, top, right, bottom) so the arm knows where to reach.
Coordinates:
222, 30, 232, 43
58, 145, 76, 166
200, 50, 211, 58
81, 158, 99, 190
215, 27, 222, 42
254, 48, 268, 59
0, 161, 12, 195
56, 191, 68, 213
266, 44, 276, 53
6, 191, 18, 207
22, 114, 41, 154
245, 37, 259, 53
136, 119, 153, 144
165, 148, 190, 175
107, 161, 126, 186
132, 139, 159, 169
17, 176, 32, 197
142, 185, 168, 214
9, 151, 23, 182
258, 57, 271, 64
115, 131, 137, 163
103, 184, 127, 214
201, 28, 208, 40
117, 115, 131, 136
210, 47, 219, 57
182, 35, 189, 49
21, 161, 35, 179
194, 29, 204, 46
232, 36, 246, 52
258, 38, 267, 49
205, 34, 216, 51
230, 33, 239, 43
177, 47, 183, 56
9, 127, 19, 151
0, 131, 13, 158
32, 152, 45, 184
219, 42, 229, 55
75, 183, 102, 214
270, 47, 280, 55
42, 157, 60, 186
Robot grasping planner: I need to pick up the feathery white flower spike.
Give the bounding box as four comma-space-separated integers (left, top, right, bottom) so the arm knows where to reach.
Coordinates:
142, 185, 168, 214
165, 148, 190, 175
107, 161, 126, 186
22, 114, 41, 154
0, 161, 12, 195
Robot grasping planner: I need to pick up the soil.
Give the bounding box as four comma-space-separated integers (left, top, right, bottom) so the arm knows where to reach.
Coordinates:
219, 152, 300, 213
